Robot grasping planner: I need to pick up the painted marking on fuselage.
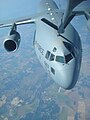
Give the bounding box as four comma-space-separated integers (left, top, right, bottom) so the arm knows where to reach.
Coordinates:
35, 41, 44, 55
35, 40, 51, 74
44, 60, 51, 75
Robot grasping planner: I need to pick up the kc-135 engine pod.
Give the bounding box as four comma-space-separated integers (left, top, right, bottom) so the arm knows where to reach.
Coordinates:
4, 23, 21, 52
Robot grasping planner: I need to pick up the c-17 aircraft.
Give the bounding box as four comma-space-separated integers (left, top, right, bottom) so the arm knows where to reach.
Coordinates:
0, 0, 90, 90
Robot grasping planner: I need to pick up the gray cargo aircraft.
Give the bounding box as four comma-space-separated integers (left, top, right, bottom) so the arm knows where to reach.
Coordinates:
0, 0, 90, 90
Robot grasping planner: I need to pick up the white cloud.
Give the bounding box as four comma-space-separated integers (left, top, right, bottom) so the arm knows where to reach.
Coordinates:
11, 97, 23, 106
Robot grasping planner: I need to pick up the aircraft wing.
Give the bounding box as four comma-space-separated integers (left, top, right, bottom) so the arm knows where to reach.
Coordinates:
0, 18, 35, 28
0, 13, 40, 28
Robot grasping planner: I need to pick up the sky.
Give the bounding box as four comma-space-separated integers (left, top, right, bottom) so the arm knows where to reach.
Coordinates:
0, 0, 39, 20
0, 0, 67, 20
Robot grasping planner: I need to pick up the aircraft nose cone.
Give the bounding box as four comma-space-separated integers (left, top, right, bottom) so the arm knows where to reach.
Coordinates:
63, 69, 75, 89
62, 60, 80, 90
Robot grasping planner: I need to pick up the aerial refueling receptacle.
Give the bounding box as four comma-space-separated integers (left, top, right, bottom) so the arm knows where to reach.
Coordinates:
4, 23, 21, 52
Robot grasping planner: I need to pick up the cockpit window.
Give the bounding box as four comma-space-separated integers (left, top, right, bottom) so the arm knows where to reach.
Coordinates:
63, 41, 75, 63
45, 51, 50, 60
50, 54, 55, 61
51, 67, 55, 75
56, 56, 65, 63
65, 53, 73, 64
45, 51, 55, 61
63, 41, 75, 57
56, 54, 73, 64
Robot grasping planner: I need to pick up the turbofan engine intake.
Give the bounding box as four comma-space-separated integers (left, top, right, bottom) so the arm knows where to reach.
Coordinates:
4, 23, 21, 52
4, 31, 21, 52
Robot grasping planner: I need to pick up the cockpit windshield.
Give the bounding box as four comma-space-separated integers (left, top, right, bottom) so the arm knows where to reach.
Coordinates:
55, 54, 73, 64
65, 53, 73, 64
45, 49, 74, 64
63, 41, 75, 63
56, 56, 65, 63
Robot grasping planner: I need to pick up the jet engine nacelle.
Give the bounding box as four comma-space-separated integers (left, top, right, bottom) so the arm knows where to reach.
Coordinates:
87, 19, 90, 31
4, 30, 21, 52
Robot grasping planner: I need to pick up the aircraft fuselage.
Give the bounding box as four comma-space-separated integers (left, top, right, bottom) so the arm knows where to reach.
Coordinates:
34, 0, 82, 89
